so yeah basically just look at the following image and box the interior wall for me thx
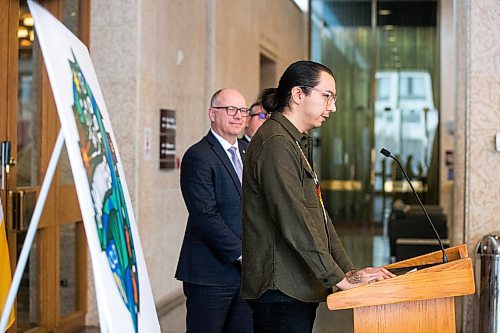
[215,0,308,102]
[453,0,500,331]
[88,0,308,326]
[462,0,500,248]
[439,0,462,329]
[87,0,141,325]
[439,1,455,237]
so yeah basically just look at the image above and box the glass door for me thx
[373,0,439,223]
[310,0,439,225]
[311,0,375,224]
[0,0,89,331]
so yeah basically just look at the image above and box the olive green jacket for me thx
[241,112,355,303]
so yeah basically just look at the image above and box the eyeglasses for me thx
[302,86,337,105]
[251,112,271,120]
[210,106,251,117]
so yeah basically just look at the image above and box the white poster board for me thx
[28,2,160,332]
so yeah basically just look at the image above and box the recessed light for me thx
[18,27,28,38]
[23,16,34,27]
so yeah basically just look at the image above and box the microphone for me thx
[380,148,448,263]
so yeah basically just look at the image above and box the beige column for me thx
[454,0,500,331]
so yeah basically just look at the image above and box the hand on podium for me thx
[336,267,396,290]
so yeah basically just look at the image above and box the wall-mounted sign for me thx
[445,150,454,167]
[159,109,176,170]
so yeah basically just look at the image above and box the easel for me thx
[1,2,161,331]
[0,130,109,333]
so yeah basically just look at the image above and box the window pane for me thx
[17,0,40,187]
[60,223,78,316]
[58,0,83,185]
[311,0,439,224]
[16,232,39,330]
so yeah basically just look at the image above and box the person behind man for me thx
[176,88,252,333]
[242,101,269,143]
[241,61,395,332]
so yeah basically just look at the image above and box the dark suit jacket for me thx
[175,130,248,286]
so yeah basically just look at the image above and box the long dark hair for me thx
[262,60,333,113]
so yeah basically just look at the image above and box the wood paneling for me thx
[0,0,90,331]
[327,245,475,333]
[354,298,455,333]
[329,257,474,310]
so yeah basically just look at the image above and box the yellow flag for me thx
[0,200,14,329]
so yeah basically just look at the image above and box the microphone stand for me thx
[380,148,448,263]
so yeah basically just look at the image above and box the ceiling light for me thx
[384,25,394,31]
[18,27,28,38]
[23,16,34,27]
[20,39,32,47]
[379,9,391,16]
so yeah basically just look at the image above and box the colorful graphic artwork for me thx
[69,52,139,332]
[27,2,160,331]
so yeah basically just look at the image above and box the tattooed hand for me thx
[345,270,363,284]
[336,267,396,290]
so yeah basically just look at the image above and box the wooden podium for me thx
[327,244,475,332]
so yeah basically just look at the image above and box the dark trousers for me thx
[183,282,253,333]
[248,299,318,333]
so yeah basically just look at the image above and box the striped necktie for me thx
[228,146,243,183]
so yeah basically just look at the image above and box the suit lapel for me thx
[238,140,246,163]
[206,131,242,197]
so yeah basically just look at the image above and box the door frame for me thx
[0,1,90,332]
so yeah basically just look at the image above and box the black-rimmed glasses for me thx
[210,106,251,117]
[302,86,337,105]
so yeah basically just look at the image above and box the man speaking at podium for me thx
[241,61,395,332]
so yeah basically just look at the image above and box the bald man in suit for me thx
[176,88,252,333]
